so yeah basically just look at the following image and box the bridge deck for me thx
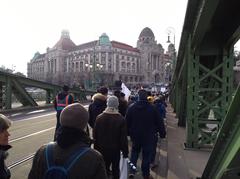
[167,104,211,179]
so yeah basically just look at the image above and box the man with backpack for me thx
[28,103,107,179]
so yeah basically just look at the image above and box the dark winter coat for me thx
[118,99,128,117]
[125,100,166,144]
[28,127,107,179]
[88,93,107,128]
[154,99,166,119]
[0,145,11,179]
[93,109,128,157]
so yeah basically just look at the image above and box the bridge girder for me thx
[172,0,240,178]
[172,0,240,147]
[0,71,94,110]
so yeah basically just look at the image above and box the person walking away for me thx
[113,90,128,117]
[150,97,166,169]
[0,114,12,179]
[125,89,166,179]
[93,96,128,179]
[53,85,74,140]
[127,95,136,107]
[88,86,108,129]
[28,103,107,179]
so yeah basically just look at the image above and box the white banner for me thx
[121,83,131,101]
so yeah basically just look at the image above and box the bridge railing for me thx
[0,71,94,110]
[201,84,240,179]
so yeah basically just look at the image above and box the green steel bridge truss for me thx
[171,0,240,178]
[0,71,94,110]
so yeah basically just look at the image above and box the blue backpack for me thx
[44,143,90,179]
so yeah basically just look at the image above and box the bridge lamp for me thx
[165,27,176,46]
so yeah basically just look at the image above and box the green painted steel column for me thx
[0,82,2,109]
[186,36,199,148]
[178,64,187,127]
[46,90,51,104]
[5,77,12,109]
[221,50,234,124]
[175,81,180,118]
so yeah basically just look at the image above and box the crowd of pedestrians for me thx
[0,84,168,179]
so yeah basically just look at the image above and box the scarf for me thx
[103,107,120,114]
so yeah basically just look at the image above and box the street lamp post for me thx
[85,63,93,89]
[166,27,176,81]
[85,62,103,90]
[166,27,175,46]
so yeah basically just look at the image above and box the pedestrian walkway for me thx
[166,104,211,179]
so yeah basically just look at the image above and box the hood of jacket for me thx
[56,127,91,149]
[91,93,107,107]
[134,100,150,109]
[92,93,107,102]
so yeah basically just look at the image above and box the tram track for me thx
[9,127,55,143]
[8,153,35,169]
[7,128,55,170]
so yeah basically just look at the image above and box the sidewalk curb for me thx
[0,104,53,114]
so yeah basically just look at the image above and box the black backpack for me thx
[44,143,90,179]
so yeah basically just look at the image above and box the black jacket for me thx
[88,93,107,128]
[126,100,166,144]
[0,145,11,179]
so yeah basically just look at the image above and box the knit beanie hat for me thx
[0,114,12,133]
[60,103,89,130]
[107,96,119,109]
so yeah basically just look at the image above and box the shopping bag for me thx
[119,155,128,179]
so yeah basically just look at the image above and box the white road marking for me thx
[9,127,55,143]
[27,109,46,114]
[12,104,88,122]
[10,113,23,117]
[14,112,56,122]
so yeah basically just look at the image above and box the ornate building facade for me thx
[27,27,175,88]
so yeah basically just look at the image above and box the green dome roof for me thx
[99,33,111,45]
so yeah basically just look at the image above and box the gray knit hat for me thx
[60,103,89,130]
[107,96,119,109]
[0,114,12,132]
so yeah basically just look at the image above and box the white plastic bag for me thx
[119,155,128,179]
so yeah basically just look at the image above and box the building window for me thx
[80,62,83,71]
[127,62,131,72]
[76,62,79,72]
[108,63,112,70]
[130,77,133,82]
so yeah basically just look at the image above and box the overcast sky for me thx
[0,0,239,75]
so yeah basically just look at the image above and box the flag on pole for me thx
[121,83,131,101]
